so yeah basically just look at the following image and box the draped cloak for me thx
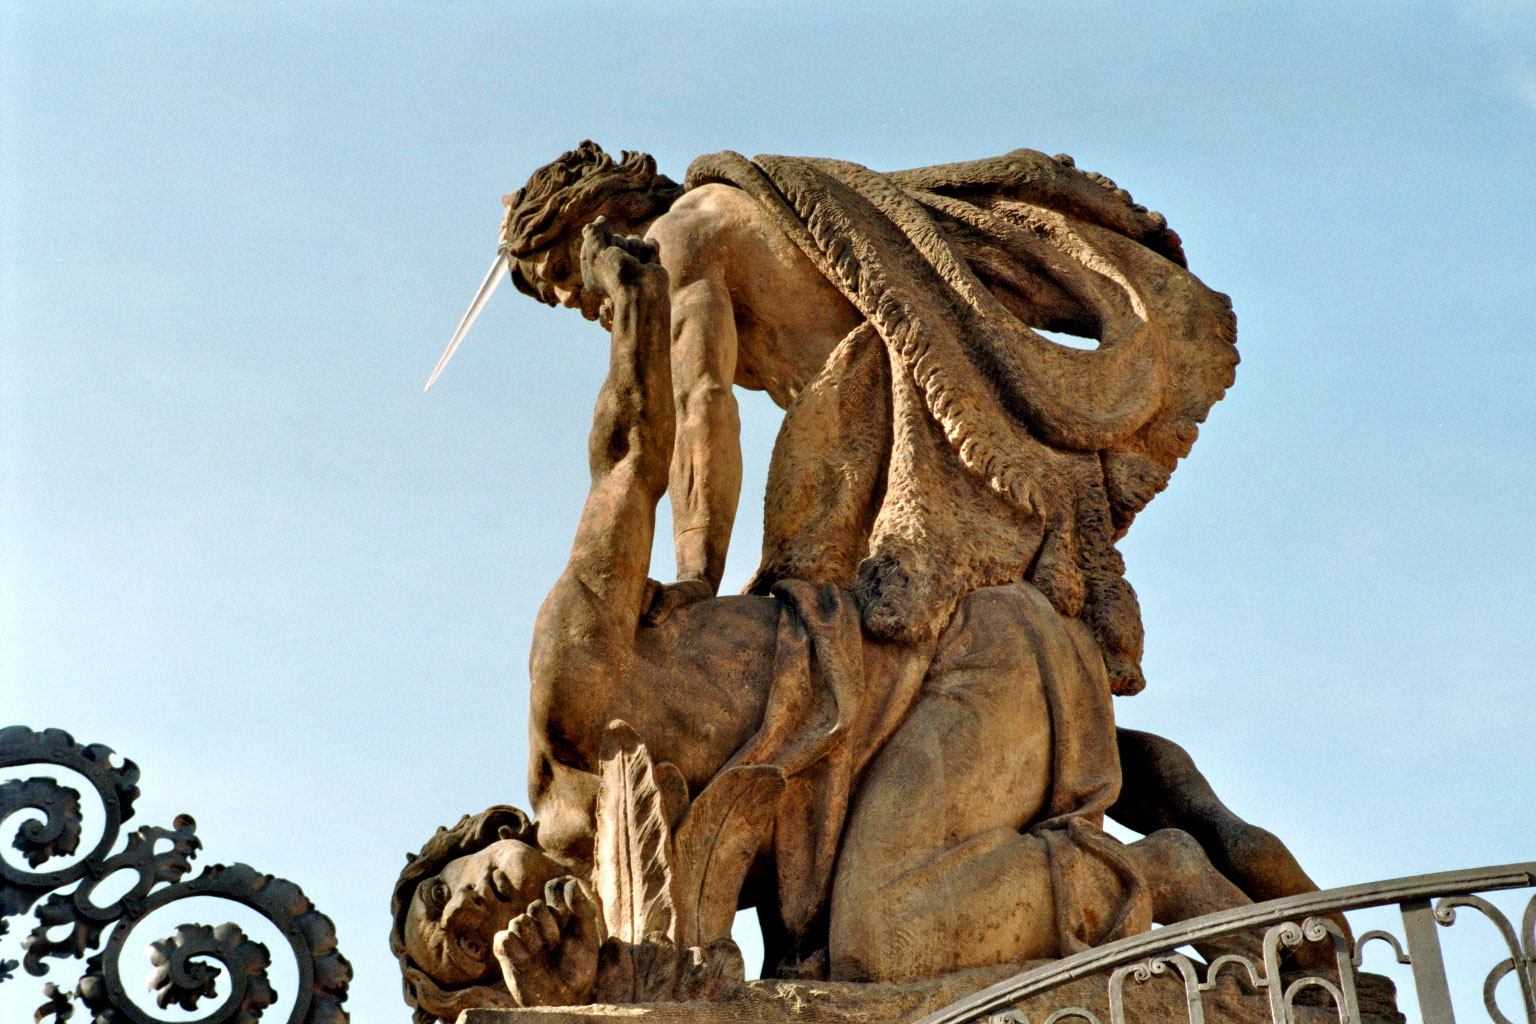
[736,579,1154,971]
[684,150,1238,696]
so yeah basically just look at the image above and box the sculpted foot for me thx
[1135,828,1266,964]
[494,876,602,1007]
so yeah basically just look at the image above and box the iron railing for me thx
[0,725,351,1024]
[915,862,1536,1024]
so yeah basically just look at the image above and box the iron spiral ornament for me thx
[0,726,351,1024]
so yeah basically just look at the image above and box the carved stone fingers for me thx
[494,875,601,1008]
[578,217,663,329]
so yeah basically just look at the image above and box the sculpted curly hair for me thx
[501,141,683,302]
[390,806,539,1024]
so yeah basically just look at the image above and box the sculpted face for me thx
[403,839,566,986]
[501,190,650,326]
[520,229,596,317]
[515,225,619,326]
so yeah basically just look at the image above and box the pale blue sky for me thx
[3,3,1533,1021]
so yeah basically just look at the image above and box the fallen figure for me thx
[391,223,1337,1022]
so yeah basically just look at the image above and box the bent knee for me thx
[1143,826,1208,865]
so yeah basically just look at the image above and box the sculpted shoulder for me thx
[644,183,767,285]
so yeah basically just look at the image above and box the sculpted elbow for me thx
[676,382,739,429]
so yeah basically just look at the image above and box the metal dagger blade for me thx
[425,252,508,391]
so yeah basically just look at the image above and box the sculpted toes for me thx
[543,876,573,920]
[509,912,546,953]
[528,899,562,946]
[495,924,532,966]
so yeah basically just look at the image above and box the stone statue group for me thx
[392,143,1337,1022]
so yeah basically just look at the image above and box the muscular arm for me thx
[667,273,741,592]
[647,199,744,595]
[644,184,855,599]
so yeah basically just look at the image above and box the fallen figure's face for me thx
[402,838,567,985]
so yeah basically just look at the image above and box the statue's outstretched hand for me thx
[494,876,601,1008]
[641,578,715,626]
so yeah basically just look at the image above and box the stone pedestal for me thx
[458,964,1404,1024]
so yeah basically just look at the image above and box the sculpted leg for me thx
[832,826,1059,982]
[832,826,1263,981]
[1114,729,1347,967]
[1111,729,1324,903]
[832,800,1264,981]
[1131,828,1263,963]
[828,588,1269,982]
[828,586,1058,981]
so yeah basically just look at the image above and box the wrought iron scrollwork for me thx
[1432,893,1536,1024]
[917,862,1536,1024]
[0,725,351,1024]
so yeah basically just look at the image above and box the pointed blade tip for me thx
[424,252,508,393]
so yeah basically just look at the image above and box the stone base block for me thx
[458,963,1403,1024]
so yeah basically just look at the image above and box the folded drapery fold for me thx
[687,149,1238,695]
